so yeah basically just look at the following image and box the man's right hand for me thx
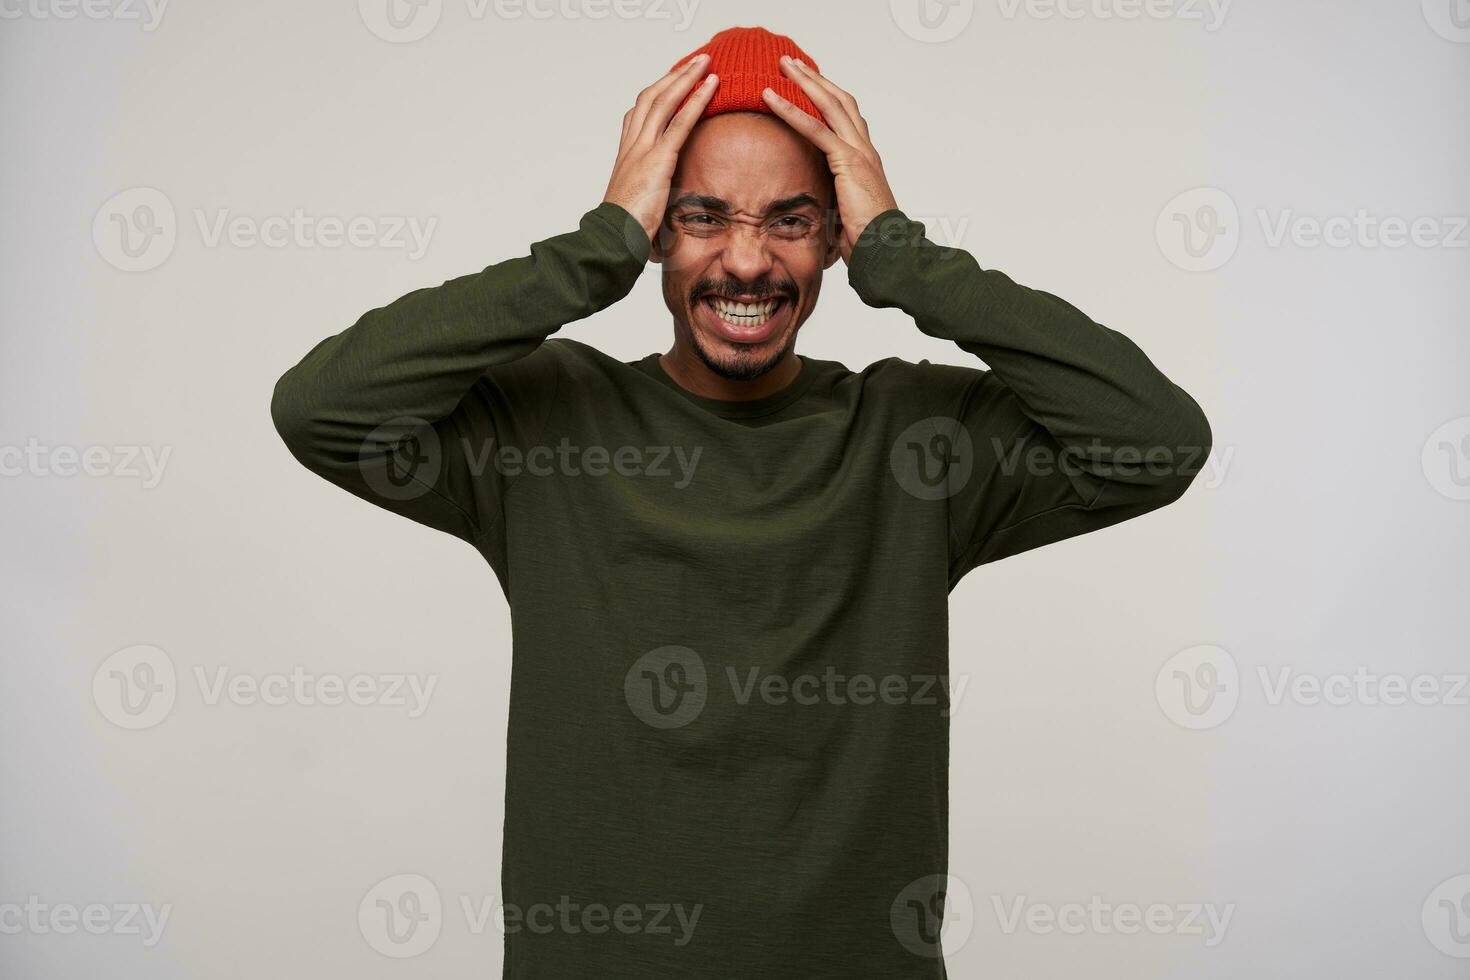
[603,53,720,247]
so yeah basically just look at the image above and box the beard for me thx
[681,273,800,381]
[687,321,796,381]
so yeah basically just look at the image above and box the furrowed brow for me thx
[668,193,823,215]
[763,193,821,214]
[669,193,733,213]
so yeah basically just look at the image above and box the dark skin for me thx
[604,53,899,401]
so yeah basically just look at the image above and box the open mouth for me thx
[698,294,791,345]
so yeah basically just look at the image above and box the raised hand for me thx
[603,54,721,247]
[761,56,899,264]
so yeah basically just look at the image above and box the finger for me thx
[626,55,705,140]
[761,86,848,157]
[630,54,709,143]
[660,72,719,149]
[778,57,866,147]
[788,58,871,142]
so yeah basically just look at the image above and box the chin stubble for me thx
[689,314,795,382]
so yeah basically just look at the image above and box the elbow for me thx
[270,366,319,462]
[1151,394,1213,505]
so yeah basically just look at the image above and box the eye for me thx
[679,213,719,226]
[770,214,815,237]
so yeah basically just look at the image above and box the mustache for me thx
[690,278,796,303]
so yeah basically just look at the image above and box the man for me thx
[271,25,1211,979]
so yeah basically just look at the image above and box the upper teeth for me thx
[712,298,778,320]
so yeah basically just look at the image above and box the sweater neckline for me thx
[632,352,820,420]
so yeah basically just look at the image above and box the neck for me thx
[659,337,802,402]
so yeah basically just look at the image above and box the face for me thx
[652,111,840,381]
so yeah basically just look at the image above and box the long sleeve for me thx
[847,208,1212,584]
[270,200,650,558]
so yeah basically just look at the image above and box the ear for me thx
[822,208,843,270]
[648,217,670,265]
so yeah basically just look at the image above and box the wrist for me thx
[588,199,654,265]
[846,207,918,286]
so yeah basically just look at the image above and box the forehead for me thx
[671,113,828,210]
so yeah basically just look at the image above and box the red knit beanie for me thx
[670,26,828,127]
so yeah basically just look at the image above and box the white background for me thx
[3,0,1468,976]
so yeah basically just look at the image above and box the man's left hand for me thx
[762,56,900,265]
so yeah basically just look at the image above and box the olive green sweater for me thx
[271,201,1210,978]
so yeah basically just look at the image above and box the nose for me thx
[717,223,776,286]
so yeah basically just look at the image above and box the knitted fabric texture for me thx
[670,26,827,126]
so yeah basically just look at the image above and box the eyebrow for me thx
[668,192,823,215]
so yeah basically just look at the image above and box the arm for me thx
[271,54,721,554]
[269,201,648,549]
[848,210,1213,581]
[762,58,1211,584]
